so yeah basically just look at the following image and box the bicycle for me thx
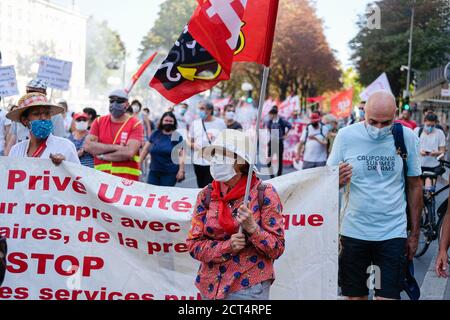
[415,158,450,259]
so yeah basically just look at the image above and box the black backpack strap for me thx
[418,127,424,138]
[202,184,213,210]
[392,123,411,230]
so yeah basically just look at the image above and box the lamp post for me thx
[405,0,416,98]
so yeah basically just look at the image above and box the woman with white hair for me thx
[187,129,285,300]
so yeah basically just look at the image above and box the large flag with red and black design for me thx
[150,0,280,104]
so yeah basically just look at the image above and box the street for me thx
[178,164,450,300]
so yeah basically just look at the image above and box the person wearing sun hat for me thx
[6,92,80,165]
[186,129,285,300]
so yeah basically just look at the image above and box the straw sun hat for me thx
[6,92,64,122]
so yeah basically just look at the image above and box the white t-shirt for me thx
[300,124,329,162]
[9,134,80,164]
[189,117,227,166]
[414,127,446,168]
[10,121,30,144]
[0,110,12,153]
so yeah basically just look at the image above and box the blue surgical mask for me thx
[180,109,187,116]
[325,124,333,131]
[30,120,53,139]
[110,102,127,118]
[425,125,434,134]
[366,124,392,140]
[359,110,365,118]
[199,111,207,120]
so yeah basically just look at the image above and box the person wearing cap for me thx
[68,113,94,168]
[6,93,80,165]
[188,100,227,188]
[84,89,144,181]
[187,129,285,300]
[264,106,292,178]
[297,112,329,170]
[327,90,423,300]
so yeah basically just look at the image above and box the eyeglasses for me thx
[29,110,52,118]
[109,97,127,104]
[75,119,88,122]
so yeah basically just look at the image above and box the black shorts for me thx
[339,236,407,299]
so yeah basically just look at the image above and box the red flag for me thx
[125,52,158,94]
[331,88,354,118]
[234,0,280,66]
[150,0,248,104]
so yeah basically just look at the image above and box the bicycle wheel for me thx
[437,201,450,264]
[416,205,432,258]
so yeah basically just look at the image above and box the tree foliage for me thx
[85,17,126,92]
[138,0,197,63]
[350,0,450,97]
[16,41,56,78]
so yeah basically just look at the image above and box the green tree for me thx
[16,41,56,78]
[341,67,363,105]
[138,0,196,63]
[85,17,126,92]
[350,0,450,97]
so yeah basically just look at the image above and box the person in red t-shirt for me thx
[84,89,144,181]
[395,109,417,130]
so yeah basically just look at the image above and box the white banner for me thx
[0,158,338,300]
[0,66,19,97]
[360,72,393,101]
[37,56,73,91]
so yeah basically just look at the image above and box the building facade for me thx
[0,0,87,104]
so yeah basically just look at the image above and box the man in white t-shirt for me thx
[0,105,12,156]
[189,100,226,188]
[298,112,329,169]
[414,113,446,190]
[7,93,80,165]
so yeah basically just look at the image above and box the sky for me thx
[53,0,373,70]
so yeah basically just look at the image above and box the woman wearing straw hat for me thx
[187,129,285,300]
[6,93,80,165]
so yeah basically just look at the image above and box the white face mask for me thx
[225,111,235,121]
[132,105,140,114]
[75,121,89,131]
[210,156,237,182]
[366,124,392,140]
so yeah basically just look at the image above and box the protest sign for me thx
[0,158,338,300]
[0,66,19,97]
[37,56,72,91]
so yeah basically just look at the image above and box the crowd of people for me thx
[0,79,449,301]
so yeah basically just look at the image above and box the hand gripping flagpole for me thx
[240,66,270,233]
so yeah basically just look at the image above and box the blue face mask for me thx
[366,124,392,140]
[199,111,207,120]
[359,110,365,118]
[110,102,127,118]
[30,120,53,139]
[424,125,434,134]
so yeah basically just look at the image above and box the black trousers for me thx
[267,140,284,178]
[194,165,214,188]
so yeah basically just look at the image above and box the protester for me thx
[129,100,152,139]
[174,103,189,132]
[57,99,73,137]
[6,93,80,165]
[396,109,417,130]
[328,90,423,300]
[421,108,444,132]
[224,104,243,130]
[322,114,339,154]
[436,209,449,278]
[297,112,329,170]
[265,106,292,178]
[0,99,12,156]
[84,89,144,181]
[358,101,366,122]
[140,112,185,187]
[189,100,227,188]
[83,107,98,130]
[187,129,285,300]
[68,113,95,168]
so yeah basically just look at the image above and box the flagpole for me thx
[243,66,270,216]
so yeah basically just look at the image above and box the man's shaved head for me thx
[365,91,397,128]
